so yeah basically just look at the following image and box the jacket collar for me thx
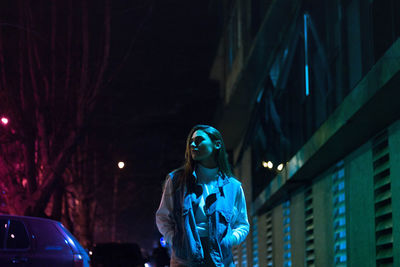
[192,169,230,187]
[180,168,231,197]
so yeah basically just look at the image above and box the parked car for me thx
[0,214,90,267]
[91,242,145,267]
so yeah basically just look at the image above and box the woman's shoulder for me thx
[167,167,184,180]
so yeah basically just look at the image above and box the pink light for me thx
[1,117,8,125]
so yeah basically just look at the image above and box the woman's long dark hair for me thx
[174,125,232,193]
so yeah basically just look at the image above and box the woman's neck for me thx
[199,157,217,169]
[196,164,219,182]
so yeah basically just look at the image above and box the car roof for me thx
[0,214,87,254]
[0,214,61,225]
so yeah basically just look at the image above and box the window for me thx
[344,0,362,90]
[371,0,400,63]
[5,220,30,250]
[227,7,239,70]
[0,219,7,249]
[250,0,272,38]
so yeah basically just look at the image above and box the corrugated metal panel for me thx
[266,211,273,266]
[372,131,394,266]
[252,216,259,267]
[304,187,314,267]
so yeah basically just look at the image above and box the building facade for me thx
[210,0,400,266]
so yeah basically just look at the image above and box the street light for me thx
[1,117,8,125]
[117,161,125,169]
[112,161,125,243]
[267,161,273,169]
[262,160,274,169]
[262,161,268,168]
[277,163,284,171]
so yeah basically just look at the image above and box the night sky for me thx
[103,0,220,250]
[0,0,220,253]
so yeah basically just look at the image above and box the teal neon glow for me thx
[304,14,310,96]
[305,65,310,96]
[283,200,292,267]
[332,162,347,266]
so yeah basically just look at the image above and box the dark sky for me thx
[0,0,220,252]
[103,0,220,250]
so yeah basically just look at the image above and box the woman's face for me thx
[190,130,217,165]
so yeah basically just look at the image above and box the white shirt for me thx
[194,164,219,237]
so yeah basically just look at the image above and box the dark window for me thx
[372,0,400,62]
[29,220,68,251]
[250,0,261,38]
[6,220,30,250]
[250,0,273,38]
[0,219,8,249]
[227,8,238,70]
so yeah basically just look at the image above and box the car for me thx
[90,242,145,267]
[0,214,90,267]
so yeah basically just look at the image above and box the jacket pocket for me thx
[220,209,232,223]
[217,209,232,241]
[220,223,233,261]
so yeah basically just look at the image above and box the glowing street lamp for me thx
[118,161,125,169]
[112,160,125,242]
[1,117,8,125]
[267,161,273,169]
[277,163,284,171]
[262,161,268,168]
[262,160,274,169]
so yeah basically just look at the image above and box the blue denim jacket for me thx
[164,170,249,267]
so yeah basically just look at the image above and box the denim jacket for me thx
[156,170,249,267]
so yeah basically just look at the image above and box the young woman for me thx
[156,125,249,267]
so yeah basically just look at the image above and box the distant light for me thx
[10,234,15,239]
[277,163,284,171]
[118,161,125,169]
[1,117,8,125]
[89,250,93,256]
[160,237,167,247]
[262,161,268,168]
[262,161,274,169]
[144,263,151,267]
[267,161,273,169]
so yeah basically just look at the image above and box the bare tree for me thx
[0,0,153,248]
[0,0,112,217]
